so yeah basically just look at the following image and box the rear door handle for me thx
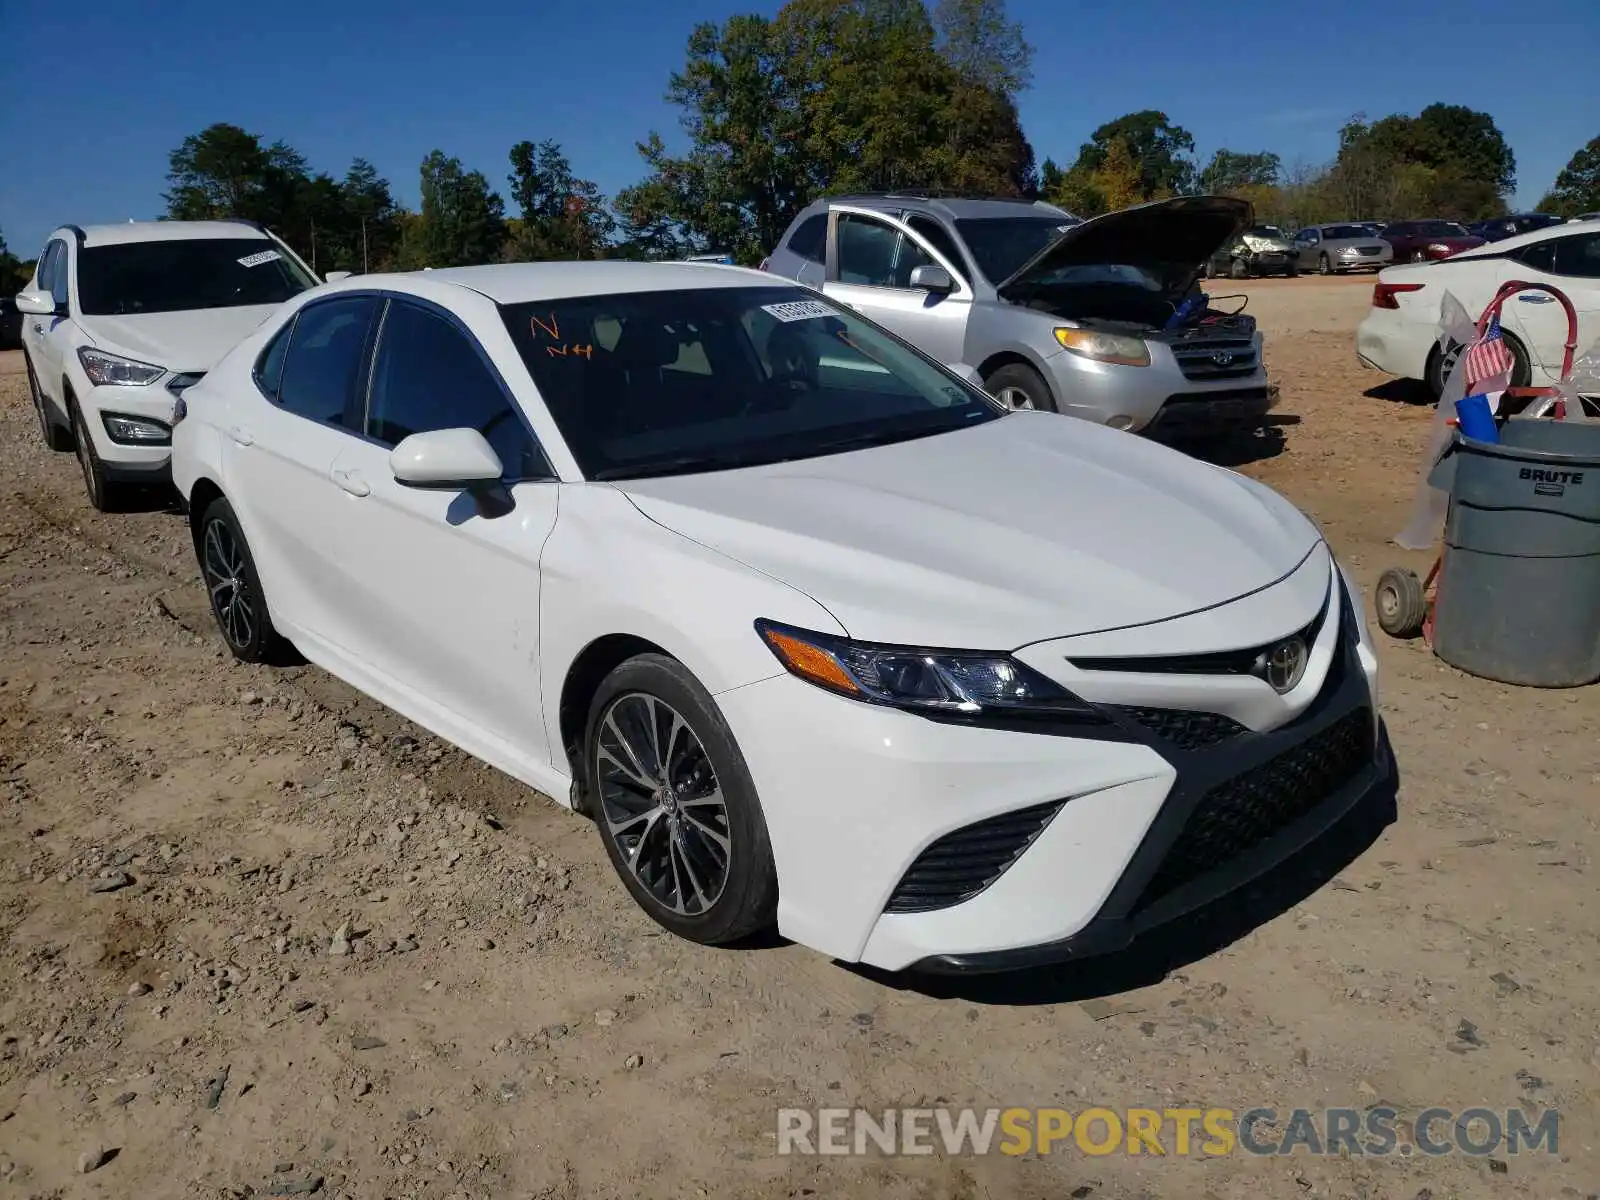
[228,425,254,446]
[331,467,370,498]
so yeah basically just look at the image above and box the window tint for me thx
[836,213,932,288]
[76,238,316,316]
[254,320,294,399]
[953,216,1078,281]
[501,286,1000,481]
[906,216,967,279]
[1515,240,1556,272]
[366,301,544,479]
[786,215,827,264]
[1551,233,1600,279]
[36,242,61,294]
[275,296,379,426]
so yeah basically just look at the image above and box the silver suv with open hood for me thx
[762,193,1274,436]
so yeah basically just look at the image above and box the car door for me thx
[1293,229,1319,270]
[24,241,69,402]
[319,296,560,763]
[1499,232,1600,382]
[823,205,971,367]
[223,293,383,645]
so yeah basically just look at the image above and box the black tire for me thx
[1204,259,1218,280]
[1285,261,1299,278]
[983,361,1058,413]
[1375,568,1427,639]
[25,355,73,452]
[584,654,778,946]
[1229,257,1250,280]
[1426,331,1532,398]
[69,397,122,513]
[195,496,287,664]
[1318,253,1333,276]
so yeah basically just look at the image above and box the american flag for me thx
[1462,314,1514,392]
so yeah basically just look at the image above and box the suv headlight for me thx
[78,347,165,387]
[1053,327,1150,368]
[756,620,1109,726]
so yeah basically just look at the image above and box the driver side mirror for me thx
[390,428,504,491]
[15,289,61,317]
[323,271,353,283]
[908,264,955,295]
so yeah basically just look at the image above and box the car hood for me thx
[997,195,1253,300]
[1241,234,1294,252]
[615,412,1322,650]
[79,305,283,372]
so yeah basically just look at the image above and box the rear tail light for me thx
[1372,282,1424,309]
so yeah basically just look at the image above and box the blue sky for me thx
[1,0,1595,256]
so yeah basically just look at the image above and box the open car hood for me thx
[996,195,1253,299]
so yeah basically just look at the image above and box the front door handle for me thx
[1516,293,1554,304]
[332,467,370,498]
[227,425,254,446]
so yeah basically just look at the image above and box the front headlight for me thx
[1427,243,1450,254]
[1053,327,1150,368]
[756,620,1108,725]
[78,347,165,387]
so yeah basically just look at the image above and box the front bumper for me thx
[718,564,1389,972]
[1333,256,1390,272]
[75,378,178,471]
[1041,336,1271,433]
[1144,383,1278,438]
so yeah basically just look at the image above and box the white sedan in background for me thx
[170,262,1391,973]
[1357,219,1600,395]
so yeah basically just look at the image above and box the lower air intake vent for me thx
[884,800,1064,914]
[1114,706,1248,751]
[1133,707,1374,913]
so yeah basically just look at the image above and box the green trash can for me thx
[1429,418,1600,687]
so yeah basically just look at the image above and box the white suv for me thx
[16,220,321,509]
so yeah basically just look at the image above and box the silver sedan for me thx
[1291,224,1395,274]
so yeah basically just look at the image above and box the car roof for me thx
[818,195,1074,222]
[373,260,793,305]
[1450,219,1591,260]
[59,220,273,248]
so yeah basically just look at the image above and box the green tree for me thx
[339,159,403,271]
[1090,138,1144,212]
[1072,111,1196,199]
[1334,105,1514,219]
[931,0,1032,96]
[616,0,1037,264]
[1539,135,1600,217]
[507,139,614,260]
[1197,149,1281,194]
[401,150,506,269]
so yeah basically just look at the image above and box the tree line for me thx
[6,0,1599,281]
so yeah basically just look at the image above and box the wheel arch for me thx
[558,633,677,815]
[187,477,227,552]
[974,348,1046,384]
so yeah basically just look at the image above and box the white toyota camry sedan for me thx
[170,261,1393,973]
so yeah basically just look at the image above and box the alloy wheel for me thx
[202,518,256,650]
[593,692,732,917]
[71,407,101,506]
[995,386,1035,411]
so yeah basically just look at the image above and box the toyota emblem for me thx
[1258,638,1308,694]
[1210,351,1235,367]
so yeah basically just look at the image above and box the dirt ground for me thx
[1,275,1597,1200]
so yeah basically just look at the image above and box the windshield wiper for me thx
[590,452,775,481]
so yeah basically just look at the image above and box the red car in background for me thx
[1380,219,1486,263]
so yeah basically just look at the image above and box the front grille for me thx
[1172,337,1259,381]
[1113,706,1248,751]
[884,800,1064,914]
[1355,245,1384,255]
[1132,707,1374,912]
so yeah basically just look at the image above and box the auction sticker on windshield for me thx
[762,299,836,322]
[237,250,283,268]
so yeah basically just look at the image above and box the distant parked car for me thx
[16,220,319,510]
[1291,224,1394,274]
[1379,220,1485,263]
[0,295,21,350]
[763,193,1274,436]
[1358,221,1600,397]
[1472,213,1566,242]
[1206,224,1298,278]
[1570,212,1600,223]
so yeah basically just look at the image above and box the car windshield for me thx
[952,216,1080,282]
[76,238,317,316]
[1321,225,1371,240]
[503,286,1004,481]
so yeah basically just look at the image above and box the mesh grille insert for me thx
[885,800,1064,915]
